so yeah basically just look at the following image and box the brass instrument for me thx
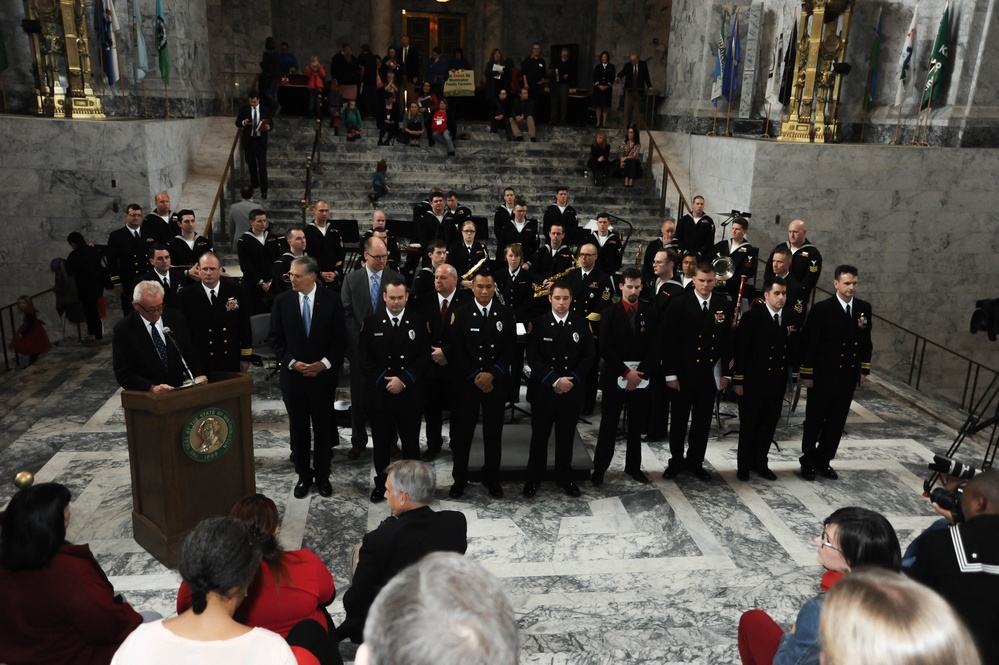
[462,247,490,281]
[533,256,582,298]
[712,256,735,281]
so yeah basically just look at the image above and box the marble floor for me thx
[0,334,987,664]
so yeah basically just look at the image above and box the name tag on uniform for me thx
[543,337,553,342]
[374,333,384,337]
[470,328,480,332]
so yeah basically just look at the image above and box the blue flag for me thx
[711,10,728,105]
[724,9,741,98]
[93,0,120,85]
[156,0,170,84]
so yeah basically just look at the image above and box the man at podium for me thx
[112,281,205,394]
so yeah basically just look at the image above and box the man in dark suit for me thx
[568,243,615,416]
[643,248,684,441]
[550,48,577,125]
[271,256,348,499]
[662,262,734,481]
[616,51,652,130]
[107,204,158,316]
[112,280,205,393]
[177,252,252,374]
[524,280,594,498]
[304,200,346,290]
[414,263,468,459]
[359,278,431,502]
[337,460,466,644]
[235,90,274,199]
[593,269,660,486]
[136,244,189,309]
[675,195,715,260]
[398,35,420,115]
[797,265,872,480]
[342,237,404,457]
[732,277,801,481]
[444,270,516,499]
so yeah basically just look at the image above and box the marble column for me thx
[371,0,391,56]
[739,2,764,119]
[481,0,503,75]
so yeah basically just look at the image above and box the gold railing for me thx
[204,128,242,243]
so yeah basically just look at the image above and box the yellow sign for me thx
[444,70,476,97]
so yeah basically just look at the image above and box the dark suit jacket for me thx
[732,305,802,391]
[177,279,252,373]
[599,300,660,389]
[136,268,189,309]
[341,267,404,349]
[445,299,516,387]
[414,290,469,379]
[526,311,594,389]
[619,59,652,91]
[235,103,274,146]
[270,286,346,375]
[662,293,734,388]
[675,214,715,259]
[106,226,158,292]
[340,506,466,641]
[799,296,872,382]
[112,309,202,391]
[358,310,432,407]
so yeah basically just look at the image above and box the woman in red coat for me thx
[0,483,142,665]
[177,493,339,665]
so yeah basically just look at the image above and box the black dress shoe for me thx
[580,408,594,417]
[559,481,582,497]
[801,466,816,481]
[448,482,466,499]
[485,481,504,498]
[819,466,839,480]
[626,469,651,484]
[347,445,365,460]
[370,486,386,502]
[756,468,778,481]
[421,448,439,461]
[294,479,312,499]
[590,470,605,487]
[522,481,538,498]
[692,467,713,481]
[317,479,333,497]
[736,469,750,482]
[662,465,680,479]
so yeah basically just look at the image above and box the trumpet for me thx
[533,255,582,298]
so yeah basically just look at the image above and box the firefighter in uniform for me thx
[567,242,615,415]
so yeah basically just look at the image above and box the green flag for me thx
[156,0,170,84]
[921,2,950,107]
[0,24,9,72]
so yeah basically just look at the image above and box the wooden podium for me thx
[121,372,256,568]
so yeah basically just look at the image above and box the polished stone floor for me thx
[0,333,984,664]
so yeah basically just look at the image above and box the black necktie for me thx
[774,313,780,326]
[392,317,399,328]
[559,319,564,327]
[702,301,709,317]
[846,304,852,318]
[481,307,487,318]
[210,289,217,306]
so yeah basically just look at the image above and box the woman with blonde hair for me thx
[819,568,981,665]
[587,130,611,186]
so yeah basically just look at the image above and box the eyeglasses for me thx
[367,254,388,260]
[579,252,597,257]
[136,302,165,314]
[820,531,843,554]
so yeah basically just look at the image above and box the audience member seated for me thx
[335,460,467,644]
[0,482,143,665]
[430,99,456,156]
[112,517,296,665]
[509,87,538,142]
[177,494,341,665]
[416,82,439,144]
[908,469,999,665]
[402,102,425,146]
[354,552,518,665]
[587,131,612,186]
[617,125,642,187]
[377,95,400,146]
[342,99,363,141]
[819,568,981,665]
[737,507,902,665]
[489,89,513,140]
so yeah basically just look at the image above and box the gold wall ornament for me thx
[22,0,104,117]
[779,0,854,143]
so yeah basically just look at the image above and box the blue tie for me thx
[150,325,169,370]
[302,295,312,336]
[370,272,380,311]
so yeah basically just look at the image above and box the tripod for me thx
[924,371,999,493]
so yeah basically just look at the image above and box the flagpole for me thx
[0,73,7,113]
[113,39,128,116]
[892,102,904,144]
[911,69,930,145]
[920,76,937,144]
[142,80,148,117]
[761,101,773,138]
[724,8,739,136]
[164,83,170,118]
[709,104,719,136]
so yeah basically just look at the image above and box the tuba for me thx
[712,256,735,281]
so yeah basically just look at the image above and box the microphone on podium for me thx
[162,326,197,388]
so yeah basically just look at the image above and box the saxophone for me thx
[533,255,582,298]
[461,244,490,281]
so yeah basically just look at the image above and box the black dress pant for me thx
[736,379,785,472]
[595,386,651,473]
[801,373,857,470]
[527,385,583,483]
[422,370,451,452]
[369,391,421,489]
[243,137,268,195]
[450,381,506,484]
[668,379,716,469]
[282,370,335,481]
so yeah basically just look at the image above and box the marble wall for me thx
[0,116,209,307]
[666,132,999,394]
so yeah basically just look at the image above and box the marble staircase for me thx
[249,117,669,252]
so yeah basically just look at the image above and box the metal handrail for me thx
[1,289,81,371]
[813,284,997,411]
[203,128,243,245]
[302,118,324,224]
[635,113,690,221]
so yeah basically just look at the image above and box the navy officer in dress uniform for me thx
[710,216,756,301]
[797,265,872,481]
[567,242,615,416]
[764,219,822,305]
[732,276,801,481]
[593,268,660,486]
[359,277,431,502]
[662,262,734,481]
[444,270,516,499]
[305,200,346,290]
[177,251,252,374]
[494,242,543,406]
[523,279,594,498]
[107,203,158,316]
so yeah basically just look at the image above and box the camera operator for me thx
[907,468,999,665]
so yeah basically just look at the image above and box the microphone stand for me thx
[162,326,197,388]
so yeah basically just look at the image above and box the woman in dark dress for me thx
[587,130,611,186]
[592,51,615,128]
[66,231,106,341]
[618,125,642,187]
[483,48,510,101]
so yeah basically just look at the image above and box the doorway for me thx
[402,12,466,62]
